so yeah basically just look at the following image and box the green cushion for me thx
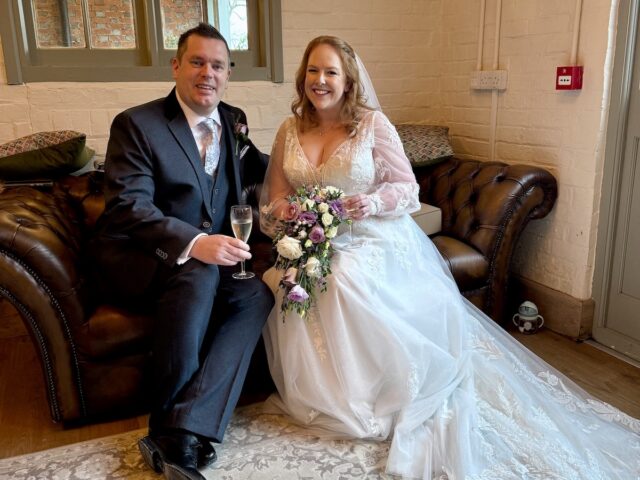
[0,130,92,180]
[395,124,454,167]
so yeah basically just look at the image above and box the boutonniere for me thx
[233,119,249,156]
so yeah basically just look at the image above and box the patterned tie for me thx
[199,118,220,175]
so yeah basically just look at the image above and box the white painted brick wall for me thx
[0,0,617,301]
[441,0,613,300]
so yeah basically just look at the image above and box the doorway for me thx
[593,0,640,362]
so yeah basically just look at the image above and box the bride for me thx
[258,35,640,479]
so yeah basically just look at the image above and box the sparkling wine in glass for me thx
[230,205,255,279]
[345,211,365,249]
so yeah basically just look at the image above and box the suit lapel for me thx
[164,91,213,215]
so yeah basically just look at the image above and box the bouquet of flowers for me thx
[273,185,348,318]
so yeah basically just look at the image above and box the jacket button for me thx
[212,208,216,214]
[202,221,211,228]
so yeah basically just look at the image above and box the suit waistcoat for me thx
[206,130,233,235]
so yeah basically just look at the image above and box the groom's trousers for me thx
[149,259,273,441]
[92,250,273,442]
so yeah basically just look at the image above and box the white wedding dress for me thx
[259,110,640,479]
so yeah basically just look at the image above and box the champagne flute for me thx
[230,205,255,279]
[345,209,365,249]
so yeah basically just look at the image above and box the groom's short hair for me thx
[176,23,231,62]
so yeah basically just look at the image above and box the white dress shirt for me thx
[175,92,222,265]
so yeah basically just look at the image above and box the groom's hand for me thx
[190,234,251,265]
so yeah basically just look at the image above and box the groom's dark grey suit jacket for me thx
[91,88,267,291]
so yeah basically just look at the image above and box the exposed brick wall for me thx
[161,0,203,48]
[89,0,136,48]
[33,0,85,47]
[32,0,203,49]
[0,0,618,300]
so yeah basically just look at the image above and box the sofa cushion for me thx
[76,305,153,359]
[0,130,93,181]
[431,235,489,292]
[394,124,453,167]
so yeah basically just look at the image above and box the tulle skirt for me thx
[262,214,640,479]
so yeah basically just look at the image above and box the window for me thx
[0,0,283,84]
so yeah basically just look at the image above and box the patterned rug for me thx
[0,403,393,479]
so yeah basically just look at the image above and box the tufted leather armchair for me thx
[414,157,557,322]
[0,157,557,423]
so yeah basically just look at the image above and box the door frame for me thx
[592,0,640,353]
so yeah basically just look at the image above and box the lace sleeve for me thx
[259,119,296,238]
[367,111,421,217]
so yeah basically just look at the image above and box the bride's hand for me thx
[344,194,372,220]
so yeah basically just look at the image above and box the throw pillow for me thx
[0,130,91,180]
[394,124,454,167]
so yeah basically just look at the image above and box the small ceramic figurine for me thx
[512,301,544,334]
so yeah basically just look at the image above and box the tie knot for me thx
[199,118,216,133]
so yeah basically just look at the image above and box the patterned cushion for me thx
[0,130,92,181]
[394,124,454,167]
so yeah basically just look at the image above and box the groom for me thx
[90,23,273,480]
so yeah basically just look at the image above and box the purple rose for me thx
[309,224,326,243]
[287,285,309,303]
[298,211,318,224]
[329,200,346,220]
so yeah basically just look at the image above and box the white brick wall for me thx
[439,0,613,300]
[0,0,617,301]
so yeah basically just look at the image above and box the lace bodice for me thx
[259,110,420,237]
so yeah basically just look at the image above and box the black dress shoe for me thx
[196,435,217,468]
[138,432,206,480]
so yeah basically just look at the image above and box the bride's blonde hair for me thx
[292,36,372,136]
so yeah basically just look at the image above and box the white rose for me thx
[318,202,329,213]
[298,230,307,239]
[304,256,322,278]
[325,186,341,197]
[325,226,338,239]
[304,199,315,211]
[321,212,334,226]
[276,236,303,260]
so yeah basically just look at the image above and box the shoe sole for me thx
[138,436,163,473]
[138,436,206,480]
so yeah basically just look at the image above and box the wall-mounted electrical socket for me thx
[470,70,508,90]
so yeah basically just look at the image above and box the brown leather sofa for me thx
[0,171,274,423]
[414,158,557,322]
[0,157,557,423]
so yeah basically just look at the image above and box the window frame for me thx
[0,0,283,84]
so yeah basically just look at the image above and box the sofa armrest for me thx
[415,157,558,320]
[0,186,91,420]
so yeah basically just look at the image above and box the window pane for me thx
[32,0,86,48]
[219,0,248,51]
[32,0,136,49]
[160,0,203,49]
[88,0,136,49]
